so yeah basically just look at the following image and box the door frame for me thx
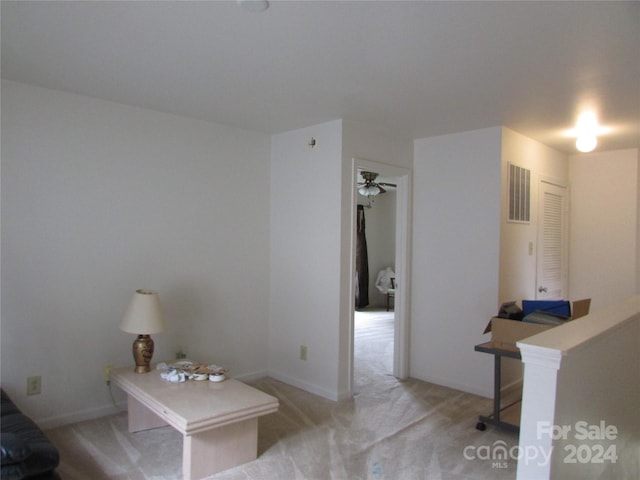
[347,157,411,395]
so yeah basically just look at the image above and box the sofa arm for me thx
[2,432,33,480]
[1,432,32,464]
[1,414,59,480]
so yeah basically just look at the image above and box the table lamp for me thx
[120,289,166,373]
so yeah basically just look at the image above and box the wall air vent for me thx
[507,162,530,223]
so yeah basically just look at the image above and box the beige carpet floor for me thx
[45,309,518,479]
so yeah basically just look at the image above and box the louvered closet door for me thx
[536,181,568,300]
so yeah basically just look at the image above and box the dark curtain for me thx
[355,205,369,309]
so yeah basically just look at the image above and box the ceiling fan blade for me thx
[378,182,397,188]
[377,185,387,194]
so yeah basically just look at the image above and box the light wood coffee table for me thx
[110,365,279,480]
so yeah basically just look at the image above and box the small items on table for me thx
[157,360,227,383]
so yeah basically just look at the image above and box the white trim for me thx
[539,174,568,189]
[267,370,339,401]
[517,343,563,370]
[415,372,492,399]
[501,378,524,399]
[392,172,412,380]
[36,399,126,430]
[37,369,272,429]
[233,369,270,383]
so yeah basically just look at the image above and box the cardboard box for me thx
[484,299,591,352]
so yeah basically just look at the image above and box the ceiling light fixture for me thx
[570,112,604,153]
[576,135,598,153]
[358,185,381,196]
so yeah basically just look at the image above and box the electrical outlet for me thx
[103,364,113,382]
[176,347,187,359]
[300,345,308,361]
[27,376,41,396]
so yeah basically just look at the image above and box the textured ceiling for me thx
[2,1,639,153]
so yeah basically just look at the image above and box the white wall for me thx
[1,82,413,421]
[342,120,413,172]
[552,309,639,479]
[340,120,413,395]
[499,140,639,313]
[568,149,638,310]
[498,129,570,389]
[1,80,271,427]
[269,120,344,400]
[412,127,502,397]
[500,127,569,303]
[6,79,635,430]
[268,119,413,401]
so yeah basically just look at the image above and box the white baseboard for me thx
[233,369,269,383]
[38,400,127,430]
[265,369,339,401]
[38,369,338,429]
[500,378,523,398]
[411,373,494,399]
[412,369,524,401]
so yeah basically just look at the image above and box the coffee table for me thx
[110,365,279,480]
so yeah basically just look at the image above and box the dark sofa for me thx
[1,389,60,480]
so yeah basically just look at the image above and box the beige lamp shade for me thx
[120,289,166,334]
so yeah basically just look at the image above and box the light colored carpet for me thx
[45,310,518,479]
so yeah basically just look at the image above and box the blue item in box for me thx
[522,300,571,318]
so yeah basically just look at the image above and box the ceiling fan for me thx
[358,171,397,196]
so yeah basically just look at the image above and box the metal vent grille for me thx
[507,163,530,223]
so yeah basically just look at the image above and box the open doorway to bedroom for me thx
[354,170,398,388]
[348,158,411,397]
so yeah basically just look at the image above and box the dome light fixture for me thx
[571,112,601,153]
[576,135,598,153]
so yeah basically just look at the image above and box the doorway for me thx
[536,179,569,299]
[354,171,397,386]
[347,158,411,397]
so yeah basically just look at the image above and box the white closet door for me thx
[536,181,568,300]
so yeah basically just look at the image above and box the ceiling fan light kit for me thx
[357,171,396,197]
[358,185,382,196]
